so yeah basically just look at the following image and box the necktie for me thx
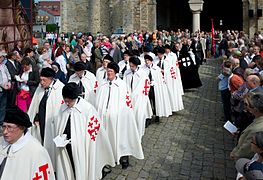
[0,146,11,178]
[103,71,106,79]
[148,70,152,82]
[38,88,49,142]
[106,82,112,109]
[78,80,85,98]
[121,62,127,75]
[157,60,161,68]
[131,74,134,91]
[44,88,50,97]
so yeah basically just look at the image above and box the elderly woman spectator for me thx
[41,52,52,68]
[230,93,263,160]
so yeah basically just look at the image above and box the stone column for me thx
[148,0,157,32]
[140,0,148,31]
[100,0,111,35]
[242,0,249,35]
[122,0,134,33]
[188,0,203,33]
[192,11,200,32]
[88,0,101,34]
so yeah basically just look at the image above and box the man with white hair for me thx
[231,58,244,80]
[246,74,263,93]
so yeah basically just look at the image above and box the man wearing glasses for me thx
[0,106,55,179]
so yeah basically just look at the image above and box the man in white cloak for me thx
[95,61,144,169]
[140,46,156,62]
[68,61,97,105]
[123,56,153,138]
[164,44,184,96]
[27,67,64,167]
[96,54,113,82]
[54,83,115,180]
[155,47,184,112]
[118,50,132,79]
[142,54,172,124]
[0,106,55,180]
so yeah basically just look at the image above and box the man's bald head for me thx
[246,74,261,89]
[231,58,240,68]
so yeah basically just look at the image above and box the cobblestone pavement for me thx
[104,59,236,180]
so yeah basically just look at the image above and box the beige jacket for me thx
[231,116,263,159]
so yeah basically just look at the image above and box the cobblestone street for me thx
[104,59,237,180]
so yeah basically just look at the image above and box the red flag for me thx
[211,19,216,56]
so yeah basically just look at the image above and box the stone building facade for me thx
[61,0,156,35]
[243,0,263,37]
[61,0,263,37]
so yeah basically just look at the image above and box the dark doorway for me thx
[201,0,243,31]
[156,0,192,31]
[156,0,243,32]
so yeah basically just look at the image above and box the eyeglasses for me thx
[1,125,19,132]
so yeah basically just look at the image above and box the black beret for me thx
[143,46,150,52]
[107,62,119,74]
[157,47,165,54]
[40,67,55,78]
[131,49,140,56]
[144,54,153,61]
[51,62,61,69]
[62,82,80,99]
[123,50,133,56]
[103,54,114,62]
[4,106,32,128]
[74,61,87,71]
[164,44,171,50]
[129,56,141,66]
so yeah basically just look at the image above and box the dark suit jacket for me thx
[5,60,21,81]
[109,47,122,63]
[27,70,40,97]
[233,67,244,80]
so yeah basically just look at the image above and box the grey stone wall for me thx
[61,0,157,34]
[61,0,89,33]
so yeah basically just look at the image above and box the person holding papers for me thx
[230,93,263,160]
[54,83,115,180]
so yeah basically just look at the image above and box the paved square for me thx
[104,59,236,180]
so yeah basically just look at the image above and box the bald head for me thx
[231,58,240,68]
[246,74,261,89]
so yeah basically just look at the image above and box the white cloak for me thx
[95,77,144,163]
[28,79,64,167]
[68,70,97,105]
[118,60,130,78]
[154,55,184,112]
[96,67,107,83]
[54,98,115,180]
[123,68,153,138]
[140,52,156,61]
[142,64,172,117]
[0,132,55,180]
[166,52,184,96]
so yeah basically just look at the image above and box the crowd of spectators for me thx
[1,28,263,179]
